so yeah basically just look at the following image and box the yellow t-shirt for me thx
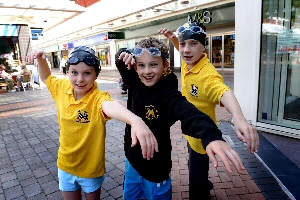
[181,54,231,154]
[46,75,113,178]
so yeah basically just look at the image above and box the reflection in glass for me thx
[258,0,300,129]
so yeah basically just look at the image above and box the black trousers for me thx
[62,67,66,74]
[188,142,213,200]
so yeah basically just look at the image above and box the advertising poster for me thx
[277,30,300,54]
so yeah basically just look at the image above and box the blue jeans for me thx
[124,159,172,200]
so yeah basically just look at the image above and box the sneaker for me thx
[8,89,16,92]
[121,91,127,95]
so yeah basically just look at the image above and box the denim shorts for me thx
[124,159,172,200]
[58,168,105,193]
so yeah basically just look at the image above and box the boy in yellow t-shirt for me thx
[158,15,259,199]
[27,46,158,200]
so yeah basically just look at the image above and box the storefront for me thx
[68,33,112,67]
[236,0,300,138]
[114,2,235,71]
[44,45,60,69]
[0,25,21,71]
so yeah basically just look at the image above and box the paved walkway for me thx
[0,67,298,199]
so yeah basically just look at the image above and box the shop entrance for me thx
[209,33,235,69]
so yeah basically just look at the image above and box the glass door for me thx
[210,33,235,69]
[211,35,222,68]
[224,34,235,68]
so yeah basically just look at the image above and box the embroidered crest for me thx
[190,84,198,97]
[145,105,159,120]
[76,110,90,123]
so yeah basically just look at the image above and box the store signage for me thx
[31,28,44,40]
[107,32,125,39]
[0,25,18,36]
[70,33,111,48]
[193,11,212,24]
[277,29,300,54]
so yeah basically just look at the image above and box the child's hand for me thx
[118,52,135,70]
[158,28,177,39]
[26,50,46,63]
[130,118,159,160]
[233,117,259,154]
[206,140,245,174]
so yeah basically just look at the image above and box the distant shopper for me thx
[0,64,15,92]
[60,57,67,74]
[16,62,32,91]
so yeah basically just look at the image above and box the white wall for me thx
[235,0,262,125]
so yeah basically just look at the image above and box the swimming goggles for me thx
[132,47,169,59]
[71,46,96,55]
[68,56,100,67]
[176,25,206,35]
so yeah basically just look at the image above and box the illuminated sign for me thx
[31,28,44,40]
[107,32,125,39]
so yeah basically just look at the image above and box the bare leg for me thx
[85,187,101,200]
[62,189,82,200]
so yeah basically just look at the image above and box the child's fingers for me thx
[217,151,233,173]
[131,132,138,148]
[226,149,245,173]
[206,148,218,168]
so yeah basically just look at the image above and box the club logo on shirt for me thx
[190,84,198,97]
[145,105,159,120]
[76,110,90,123]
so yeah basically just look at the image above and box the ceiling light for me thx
[136,13,142,20]
[180,0,190,7]
[108,22,114,27]
[121,18,126,24]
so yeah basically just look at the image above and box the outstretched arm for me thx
[102,100,158,160]
[221,90,260,153]
[168,91,245,174]
[158,28,179,51]
[26,50,51,84]
[206,140,245,174]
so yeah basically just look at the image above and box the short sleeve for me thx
[94,90,114,121]
[204,69,231,105]
[46,75,64,101]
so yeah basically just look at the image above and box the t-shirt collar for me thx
[184,53,208,74]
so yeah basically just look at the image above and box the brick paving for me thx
[0,67,293,199]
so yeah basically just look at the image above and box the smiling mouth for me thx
[184,56,193,59]
[76,84,87,87]
[143,76,154,81]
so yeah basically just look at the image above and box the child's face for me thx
[68,62,97,99]
[179,39,205,67]
[135,51,168,87]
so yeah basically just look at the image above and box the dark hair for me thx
[68,46,101,76]
[177,14,207,46]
